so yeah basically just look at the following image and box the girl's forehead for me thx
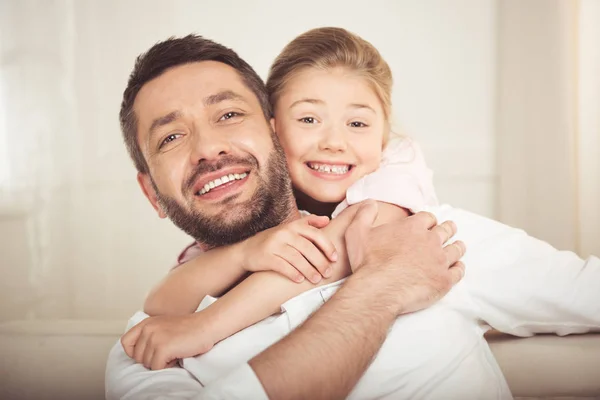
[279,68,382,106]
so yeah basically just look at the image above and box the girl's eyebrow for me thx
[289,98,324,109]
[289,98,376,114]
[348,103,376,113]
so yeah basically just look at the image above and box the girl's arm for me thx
[199,201,407,345]
[144,214,338,316]
[144,242,248,316]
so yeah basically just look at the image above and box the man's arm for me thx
[144,214,336,317]
[123,203,406,370]
[107,204,465,399]
[450,208,600,336]
[251,203,466,399]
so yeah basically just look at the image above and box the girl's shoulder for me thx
[381,137,424,166]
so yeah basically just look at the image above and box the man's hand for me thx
[345,200,465,315]
[121,313,215,370]
[239,214,338,284]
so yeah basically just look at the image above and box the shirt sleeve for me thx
[105,312,269,400]
[172,242,204,270]
[445,207,600,337]
[332,138,438,218]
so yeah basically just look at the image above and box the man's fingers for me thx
[411,211,438,229]
[444,240,466,266]
[448,261,466,285]
[345,200,378,269]
[431,220,457,245]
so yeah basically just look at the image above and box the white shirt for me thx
[105,204,600,400]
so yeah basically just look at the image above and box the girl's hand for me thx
[239,214,338,284]
[121,313,216,370]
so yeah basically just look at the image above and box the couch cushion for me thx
[486,331,600,398]
[0,320,599,399]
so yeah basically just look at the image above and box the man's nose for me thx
[318,124,347,153]
[189,128,232,163]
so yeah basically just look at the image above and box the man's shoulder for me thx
[423,204,501,226]
[422,204,526,247]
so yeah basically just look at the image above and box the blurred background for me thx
[0,0,598,325]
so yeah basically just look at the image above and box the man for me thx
[105,35,465,399]
[106,35,600,400]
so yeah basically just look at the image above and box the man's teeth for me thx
[198,172,248,195]
[307,163,350,174]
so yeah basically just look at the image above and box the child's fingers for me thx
[143,343,155,370]
[291,236,332,278]
[151,348,170,371]
[303,214,330,229]
[133,330,150,364]
[298,224,338,262]
[121,321,144,358]
[279,246,322,284]
[270,256,305,283]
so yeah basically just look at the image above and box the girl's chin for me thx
[303,190,347,204]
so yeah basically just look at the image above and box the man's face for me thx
[134,61,293,247]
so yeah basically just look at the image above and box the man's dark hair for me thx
[120,34,273,173]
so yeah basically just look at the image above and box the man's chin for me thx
[201,202,255,226]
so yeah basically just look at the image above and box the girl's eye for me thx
[299,117,318,124]
[160,134,181,148]
[349,121,367,128]
[220,111,242,121]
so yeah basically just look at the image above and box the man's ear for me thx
[137,172,167,219]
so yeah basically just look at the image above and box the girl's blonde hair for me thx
[266,27,394,144]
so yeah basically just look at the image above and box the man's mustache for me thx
[183,155,258,194]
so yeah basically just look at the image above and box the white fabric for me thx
[332,138,439,218]
[105,204,600,399]
[105,311,268,400]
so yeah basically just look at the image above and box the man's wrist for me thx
[343,267,404,319]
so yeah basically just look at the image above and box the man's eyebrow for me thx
[148,111,181,140]
[203,90,246,106]
[289,98,324,109]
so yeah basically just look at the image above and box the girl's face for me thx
[273,67,386,205]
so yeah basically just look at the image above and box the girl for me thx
[124,27,439,368]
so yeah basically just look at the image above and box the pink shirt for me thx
[175,138,438,265]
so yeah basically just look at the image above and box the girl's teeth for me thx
[308,163,349,175]
[198,172,248,196]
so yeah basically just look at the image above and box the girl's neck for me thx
[294,188,339,217]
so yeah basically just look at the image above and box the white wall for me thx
[0,0,497,321]
[496,0,600,257]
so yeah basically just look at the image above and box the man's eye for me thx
[160,134,180,148]
[299,117,318,124]
[219,111,242,121]
[349,121,367,128]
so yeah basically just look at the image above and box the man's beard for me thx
[152,139,294,249]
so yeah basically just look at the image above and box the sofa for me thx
[0,320,599,400]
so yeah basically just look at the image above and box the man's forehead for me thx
[134,61,251,117]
